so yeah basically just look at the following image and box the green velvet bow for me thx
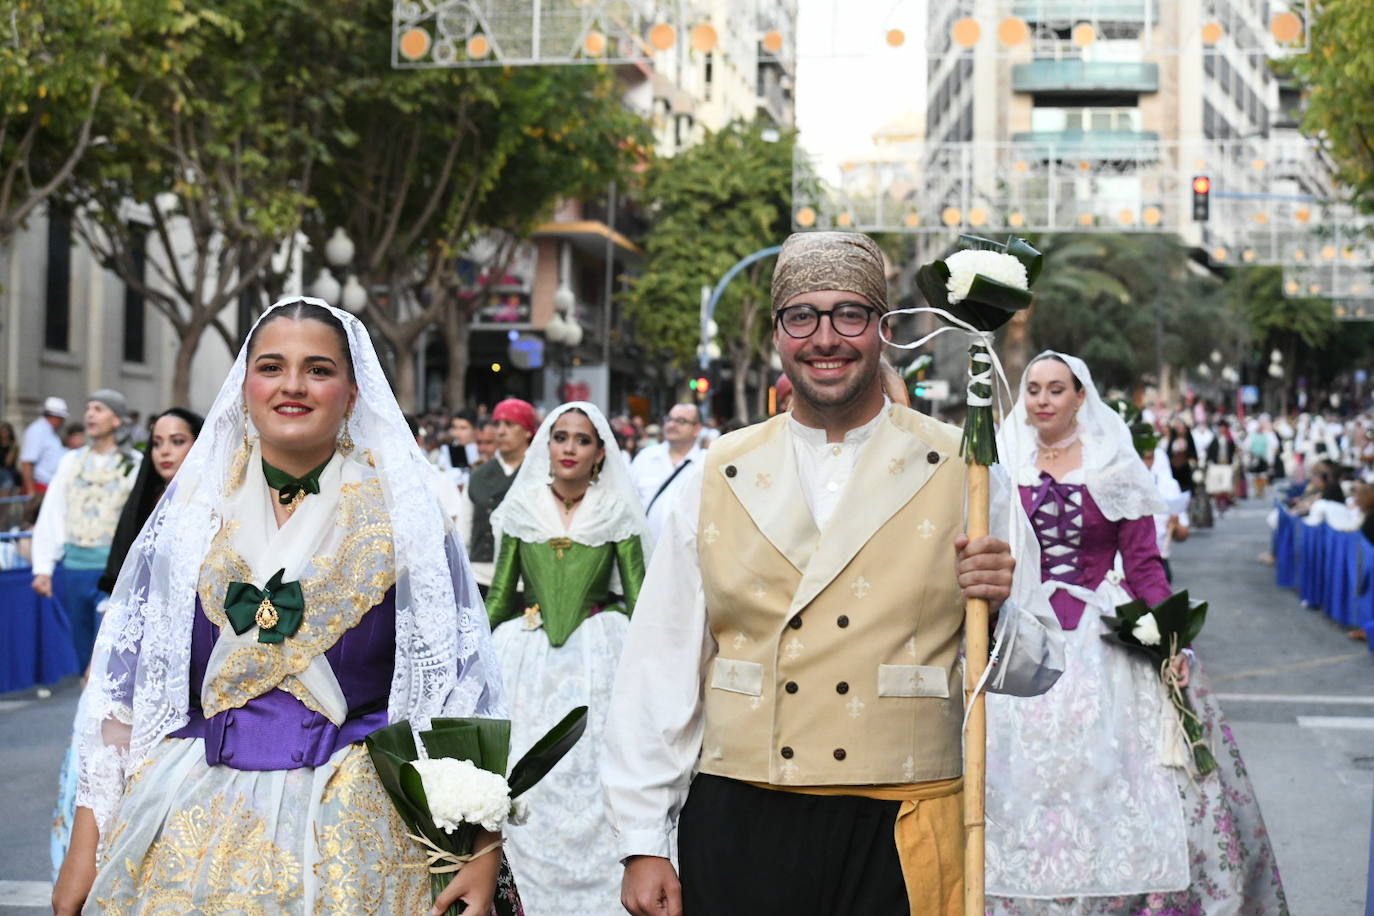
[261,457,329,506]
[224,568,305,644]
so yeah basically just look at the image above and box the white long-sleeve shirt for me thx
[602,411,1064,860]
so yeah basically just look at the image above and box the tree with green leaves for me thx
[0,0,153,245]
[1020,233,1230,393]
[308,4,647,410]
[1288,0,1374,209]
[63,0,354,405]
[626,121,801,422]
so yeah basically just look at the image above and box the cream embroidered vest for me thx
[697,406,967,786]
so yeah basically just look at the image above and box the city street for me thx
[1,495,1371,914]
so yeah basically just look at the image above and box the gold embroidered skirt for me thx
[87,737,430,915]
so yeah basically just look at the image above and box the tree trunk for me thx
[443,304,471,410]
[392,342,418,414]
[171,321,205,408]
[1001,307,1033,397]
[731,345,750,423]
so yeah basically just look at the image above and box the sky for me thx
[793,0,928,178]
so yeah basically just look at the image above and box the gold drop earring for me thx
[338,411,355,455]
[226,402,253,495]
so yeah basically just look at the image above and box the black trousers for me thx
[678,774,908,915]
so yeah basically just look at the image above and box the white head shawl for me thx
[1003,349,1165,521]
[75,297,505,835]
[490,401,649,552]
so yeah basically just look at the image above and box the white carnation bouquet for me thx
[366,708,587,915]
[1101,591,1215,775]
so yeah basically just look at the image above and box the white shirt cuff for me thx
[617,827,674,862]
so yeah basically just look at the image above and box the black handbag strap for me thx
[647,457,693,513]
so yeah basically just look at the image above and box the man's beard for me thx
[787,357,880,414]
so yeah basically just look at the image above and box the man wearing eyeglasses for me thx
[630,403,703,541]
[605,231,1063,916]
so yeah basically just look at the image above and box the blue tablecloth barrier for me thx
[0,565,81,692]
[1272,504,1374,645]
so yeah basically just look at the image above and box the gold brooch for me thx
[549,536,573,560]
[256,597,279,630]
[522,604,543,630]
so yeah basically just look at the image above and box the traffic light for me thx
[689,377,711,395]
[912,381,931,399]
[1191,175,1210,221]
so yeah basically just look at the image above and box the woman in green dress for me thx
[487,401,648,915]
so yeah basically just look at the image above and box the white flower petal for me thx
[944,250,1029,304]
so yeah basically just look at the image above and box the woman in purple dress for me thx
[52,299,514,915]
[985,350,1288,915]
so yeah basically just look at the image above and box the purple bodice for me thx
[169,588,396,770]
[1020,472,1171,630]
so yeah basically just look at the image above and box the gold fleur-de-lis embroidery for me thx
[755,472,773,489]
[780,760,800,781]
[903,755,916,781]
[749,695,763,710]
[751,577,767,599]
[851,576,871,599]
[889,458,905,476]
[709,745,724,760]
[846,695,865,719]
[702,522,721,545]
[917,518,936,539]
[905,636,918,658]
[784,636,804,660]
[724,662,740,687]
[732,632,748,650]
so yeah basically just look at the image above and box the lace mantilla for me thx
[76,298,505,839]
[1004,350,1164,522]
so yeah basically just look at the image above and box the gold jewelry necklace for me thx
[550,485,585,511]
[1037,430,1081,461]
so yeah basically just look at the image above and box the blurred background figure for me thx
[630,402,702,542]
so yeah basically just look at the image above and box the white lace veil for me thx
[489,401,649,550]
[1004,349,1164,521]
[75,296,505,836]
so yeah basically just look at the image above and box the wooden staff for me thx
[963,461,990,916]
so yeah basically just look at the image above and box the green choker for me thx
[262,456,331,513]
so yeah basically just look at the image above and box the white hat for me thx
[42,396,69,419]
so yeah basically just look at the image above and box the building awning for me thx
[532,220,643,265]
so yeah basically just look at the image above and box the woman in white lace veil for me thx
[486,401,649,915]
[54,297,512,915]
[985,349,1288,914]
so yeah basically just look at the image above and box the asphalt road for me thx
[1,495,1370,914]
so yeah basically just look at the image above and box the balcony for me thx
[1013,60,1159,95]
[1011,0,1157,23]
[1010,129,1161,160]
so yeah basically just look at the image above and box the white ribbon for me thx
[879,306,1029,730]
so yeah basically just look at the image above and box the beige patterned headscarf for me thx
[770,231,890,313]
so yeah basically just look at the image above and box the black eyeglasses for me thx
[774,303,879,339]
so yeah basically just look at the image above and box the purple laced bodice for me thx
[1020,471,1172,630]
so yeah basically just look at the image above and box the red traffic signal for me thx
[1191,175,1210,221]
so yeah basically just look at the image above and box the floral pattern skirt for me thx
[86,736,523,915]
[986,600,1288,915]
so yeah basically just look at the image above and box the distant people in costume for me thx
[30,390,140,669]
[487,401,648,915]
[50,407,204,878]
[985,350,1288,915]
